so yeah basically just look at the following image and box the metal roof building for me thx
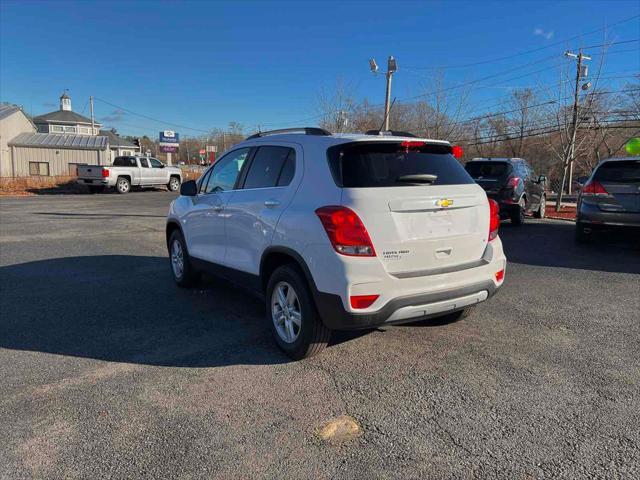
[9,132,109,149]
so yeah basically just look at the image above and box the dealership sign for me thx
[159,130,180,153]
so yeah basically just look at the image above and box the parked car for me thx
[166,128,506,359]
[77,156,182,194]
[464,157,547,225]
[575,157,640,243]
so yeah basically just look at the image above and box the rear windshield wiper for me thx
[396,174,438,184]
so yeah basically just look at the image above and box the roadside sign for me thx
[199,149,206,155]
[159,130,179,153]
[206,145,217,153]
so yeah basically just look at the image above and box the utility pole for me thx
[556,50,591,211]
[90,96,95,135]
[369,56,397,131]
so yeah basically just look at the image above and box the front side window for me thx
[149,158,164,168]
[243,146,294,189]
[203,148,250,193]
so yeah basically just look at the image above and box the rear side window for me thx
[243,146,295,189]
[593,160,640,183]
[465,161,511,178]
[113,157,137,167]
[327,142,474,187]
[139,158,150,168]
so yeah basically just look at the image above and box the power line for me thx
[94,97,212,133]
[402,15,640,70]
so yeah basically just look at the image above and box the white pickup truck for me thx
[77,156,182,194]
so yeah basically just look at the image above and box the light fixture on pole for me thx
[369,55,397,131]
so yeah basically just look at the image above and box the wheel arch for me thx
[260,247,317,295]
[166,220,183,249]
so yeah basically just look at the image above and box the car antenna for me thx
[378,97,396,133]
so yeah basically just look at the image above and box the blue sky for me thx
[1,0,638,138]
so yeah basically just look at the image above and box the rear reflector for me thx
[350,294,379,309]
[315,206,376,256]
[488,198,500,241]
[581,180,609,196]
[102,168,109,178]
[495,269,505,282]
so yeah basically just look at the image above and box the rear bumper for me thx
[77,179,109,186]
[578,202,640,227]
[315,280,500,330]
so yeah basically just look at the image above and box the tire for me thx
[116,176,131,194]
[511,196,526,225]
[168,176,181,192]
[168,230,199,287]
[534,194,546,218]
[575,221,593,244]
[266,264,331,360]
[88,185,105,194]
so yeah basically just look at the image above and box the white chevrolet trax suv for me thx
[166,128,506,359]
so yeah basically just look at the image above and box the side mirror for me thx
[180,180,197,196]
[160,164,165,168]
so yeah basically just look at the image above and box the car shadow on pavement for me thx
[499,221,640,274]
[0,255,311,367]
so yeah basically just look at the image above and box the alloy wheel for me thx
[171,239,184,279]
[271,281,301,344]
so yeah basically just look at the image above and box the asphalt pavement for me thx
[1,191,639,479]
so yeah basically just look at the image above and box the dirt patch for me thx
[15,420,75,478]
[0,176,85,196]
[317,415,362,444]
[546,205,576,221]
[32,362,141,397]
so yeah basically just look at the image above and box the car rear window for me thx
[113,157,137,167]
[327,142,474,188]
[464,161,511,178]
[593,160,640,183]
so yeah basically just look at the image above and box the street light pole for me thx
[370,56,397,131]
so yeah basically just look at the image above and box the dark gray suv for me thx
[465,158,547,225]
[576,157,640,242]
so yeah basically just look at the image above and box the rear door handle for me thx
[264,199,280,207]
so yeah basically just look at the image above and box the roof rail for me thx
[245,127,332,140]
[365,130,417,138]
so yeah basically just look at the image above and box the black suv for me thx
[464,158,547,225]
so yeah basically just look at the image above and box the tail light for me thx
[101,168,109,178]
[488,198,500,241]
[315,206,376,256]
[581,180,610,196]
[400,140,425,149]
[350,294,379,309]
[495,269,505,282]
[451,145,464,159]
[507,176,521,188]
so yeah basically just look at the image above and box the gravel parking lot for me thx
[1,192,639,479]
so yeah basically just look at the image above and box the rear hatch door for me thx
[464,161,512,196]
[330,141,490,275]
[594,160,640,213]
